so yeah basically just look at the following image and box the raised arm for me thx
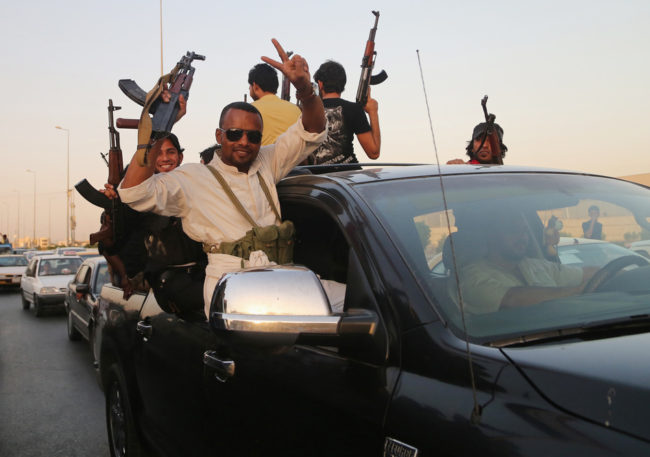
[262,39,325,134]
[121,92,186,189]
[357,88,381,159]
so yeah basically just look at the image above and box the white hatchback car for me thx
[21,254,83,316]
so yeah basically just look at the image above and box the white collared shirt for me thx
[118,118,326,246]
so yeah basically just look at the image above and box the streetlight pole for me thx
[48,197,56,245]
[0,201,8,235]
[55,126,70,245]
[13,190,20,246]
[26,169,36,247]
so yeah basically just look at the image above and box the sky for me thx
[0,0,648,245]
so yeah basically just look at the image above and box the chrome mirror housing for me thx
[209,266,376,340]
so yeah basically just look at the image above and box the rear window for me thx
[0,256,28,267]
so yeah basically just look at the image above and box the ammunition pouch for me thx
[208,220,295,264]
[204,165,295,264]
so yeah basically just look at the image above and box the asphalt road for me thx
[0,289,110,457]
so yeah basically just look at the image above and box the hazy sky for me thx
[0,0,648,244]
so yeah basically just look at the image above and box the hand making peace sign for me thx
[261,38,312,93]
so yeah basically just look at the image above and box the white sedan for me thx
[0,255,28,289]
[20,254,83,317]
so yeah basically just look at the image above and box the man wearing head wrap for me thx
[447,122,508,165]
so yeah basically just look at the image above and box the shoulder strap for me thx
[257,173,282,222]
[206,166,258,228]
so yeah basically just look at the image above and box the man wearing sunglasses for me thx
[119,39,327,317]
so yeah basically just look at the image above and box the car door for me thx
[200,192,399,456]
[69,264,91,339]
[132,294,219,457]
[21,258,37,301]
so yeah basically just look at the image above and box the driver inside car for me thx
[456,211,598,314]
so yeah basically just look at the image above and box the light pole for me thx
[55,126,70,245]
[26,169,36,247]
[48,197,56,245]
[0,201,8,236]
[13,189,20,246]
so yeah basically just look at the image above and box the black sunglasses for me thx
[219,128,262,144]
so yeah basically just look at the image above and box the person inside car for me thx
[457,210,597,314]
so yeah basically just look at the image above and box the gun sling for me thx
[203,166,294,265]
[135,63,182,166]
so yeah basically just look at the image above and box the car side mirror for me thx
[209,265,377,345]
[76,283,90,295]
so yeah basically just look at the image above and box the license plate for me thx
[12,277,20,283]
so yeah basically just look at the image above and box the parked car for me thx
[629,239,650,258]
[557,237,647,267]
[0,243,13,255]
[97,165,650,456]
[64,257,110,360]
[21,254,83,316]
[0,254,28,289]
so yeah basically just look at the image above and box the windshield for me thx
[0,256,28,267]
[357,172,650,344]
[38,258,82,276]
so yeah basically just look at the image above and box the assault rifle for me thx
[117,51,205,165]
[479,95,503,165]
[281,51,293,101]
[356,10,388,107]
[75,99,125,245]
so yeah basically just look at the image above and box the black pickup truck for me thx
[96,164,650,457]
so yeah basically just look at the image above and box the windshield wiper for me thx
[489,314,650,348]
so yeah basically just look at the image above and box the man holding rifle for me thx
[118,39,329,317]
[311,60,381,165]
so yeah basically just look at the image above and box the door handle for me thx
[203,350,235,383]
[136,320,153,340]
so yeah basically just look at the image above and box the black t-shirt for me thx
[313,98,371,165]
[582,220,603,240]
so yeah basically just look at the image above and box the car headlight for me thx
[40,287,62,294]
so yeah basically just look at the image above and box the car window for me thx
[25,259,36,277]
[94,263,111,295]
[74,265,90,284]
[357,173,650,344]
[0,256,28,267]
